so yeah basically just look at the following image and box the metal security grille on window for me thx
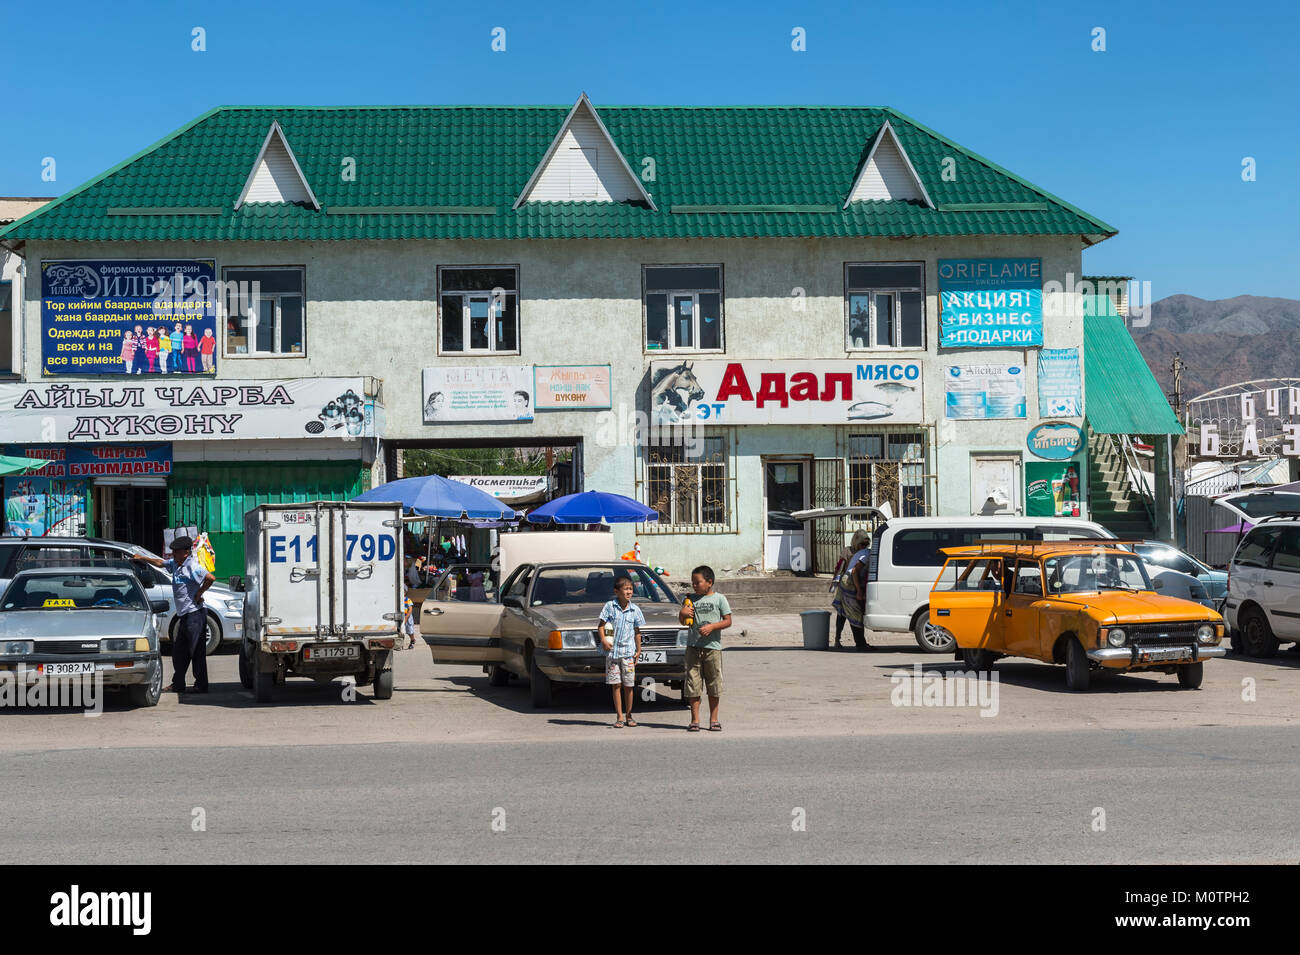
[849,431,929,517]
[224,268,305,356]
[642,435,732,531]
[846,264,923,350]
[644,266,723,352]
[439,267,518,353]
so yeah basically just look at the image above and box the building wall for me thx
[19,235,1087,574]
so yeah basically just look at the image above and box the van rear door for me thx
[327,503,402,638]
[258,504,327,639]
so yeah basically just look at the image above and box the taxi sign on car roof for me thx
[42,598,76,608]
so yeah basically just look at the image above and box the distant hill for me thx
[1129,294,1300,401]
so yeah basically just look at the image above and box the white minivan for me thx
[865,516,1116,651]
[1223,516,1300,657]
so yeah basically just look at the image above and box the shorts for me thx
[605,655,636,687]
[684,646,723,699]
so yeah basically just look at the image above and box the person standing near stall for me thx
[831,530,872,651]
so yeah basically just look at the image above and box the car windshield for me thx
[1043,554,1152,594]
[1135,544,1204,576]
[1229,493,1300,519]
[530,566,676,606]
[1,573,149,611]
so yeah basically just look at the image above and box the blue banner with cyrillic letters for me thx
[939,258,1042,348]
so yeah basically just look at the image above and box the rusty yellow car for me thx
[928,541,1226,691]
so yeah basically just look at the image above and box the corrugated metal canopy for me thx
[1083,297,1183,436]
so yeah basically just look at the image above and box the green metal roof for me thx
[0,104,1117,243]
[1084,296,1183,436]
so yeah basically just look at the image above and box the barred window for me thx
[646,434,728,526]
[849,431,928,516]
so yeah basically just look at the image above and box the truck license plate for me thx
[306,645,358,660]
[637,650,667,664]
[39,661,96,676]
[1138,646,1192,663]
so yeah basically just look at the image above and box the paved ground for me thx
[2,614,1298,862]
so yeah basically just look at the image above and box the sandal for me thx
[625,718,638,727]
[613,721,625,728]
[688,722,701,732]
[709,722,722,732]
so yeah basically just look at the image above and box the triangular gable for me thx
[235,121,320,210]
[513,94,656,210]
[844,120,933,208]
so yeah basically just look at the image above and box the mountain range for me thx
[1127,294,1300,403]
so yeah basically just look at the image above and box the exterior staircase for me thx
[1087,431,1156,539]
[673,574,833,614]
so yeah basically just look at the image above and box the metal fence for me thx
[1183,494,1242,567]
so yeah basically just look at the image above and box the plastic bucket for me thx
[800,610,831,650]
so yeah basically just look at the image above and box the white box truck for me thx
[240,501,404,703]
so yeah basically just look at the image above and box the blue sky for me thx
[2,0,1296,300]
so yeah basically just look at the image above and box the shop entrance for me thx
[94,483,168,551]
[763,457,810,570]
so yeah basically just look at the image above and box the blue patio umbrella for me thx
[526,491,658,525]
[353,475,519,520]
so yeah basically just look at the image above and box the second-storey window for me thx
[224,267,305,356]
[846,263,924,350]
[439,266,519,354]
[644,265,723,352]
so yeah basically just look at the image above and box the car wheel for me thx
[204,613,221,655]
[529,651,553,708]
[914,612,955,653]
[237,641,254,689]
[1064,637,1091,691]
[1238,606,1279,658]
[373,667,394,700]
[487,663,510,687]
[253,646,274,704]
[129,658,163,708]
[1177,662,1204,689]
[962,648,998,672]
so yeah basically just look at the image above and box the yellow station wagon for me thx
[928,541,1226,691]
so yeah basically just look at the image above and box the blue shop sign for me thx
[939,258,1042,348]
[1027,422,1084,460]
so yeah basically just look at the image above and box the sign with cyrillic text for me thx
[649,360,922,425]
[939,258,1042,348]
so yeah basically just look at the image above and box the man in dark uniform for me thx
[138,537,215,693]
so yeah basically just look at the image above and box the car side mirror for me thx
[228,575,245,592]
[501,595,523,609]
[150,599,170,614]
[1152,579,1164,590]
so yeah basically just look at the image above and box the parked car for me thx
[928,541,1226,690]
[860,514,1115,653]
[1222,516,1300,657]
[0,537,243,655]
[1130,540,1227,603]
[422,560,686,707]
[0,567,166,707]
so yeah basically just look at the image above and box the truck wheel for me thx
[1177,662,1204,689]
[129,659,163,708]
[1238,607,1279,658]
[204,613,222,655]
[253,647,274,703]
[962,648,998,672]
[1064,637,1091,691]
[529,652,553,708]
[487,664,510,687]
[914,612,955,653]
[237,641,254,689]
[373,668,394,700]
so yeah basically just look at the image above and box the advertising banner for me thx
[943,364,1026,419]
[533,365,612,410]
[1025,461,1082,518]
[1037,347,1083,417]
[648,360,923,425]
[6,443,173,478]
[939,258,1042,348]
[0,379,370,442]
[422,366,534,423]
[449,475,549,502]
[41,260,218,376]
[4,476,87,537]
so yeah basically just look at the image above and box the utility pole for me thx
[1169,352,1184,416]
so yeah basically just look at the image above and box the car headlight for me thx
[676,628,688,648]
[0,641,33,656]
[1107,628,1127,647]
[559,629,597,650]
[1196,624,1217,645]
[101,638,136,653]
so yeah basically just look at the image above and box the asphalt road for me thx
[2,726,1296,864]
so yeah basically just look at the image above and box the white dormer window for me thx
[235,122,320,210]
[845,121,934,207]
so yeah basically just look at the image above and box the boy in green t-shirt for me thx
[679,565,732,732]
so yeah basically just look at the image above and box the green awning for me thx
[1083,296,1183,435]
[0,455,53,476]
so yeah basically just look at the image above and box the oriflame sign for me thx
[939,258,1043,348]
[648,360,922,425]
